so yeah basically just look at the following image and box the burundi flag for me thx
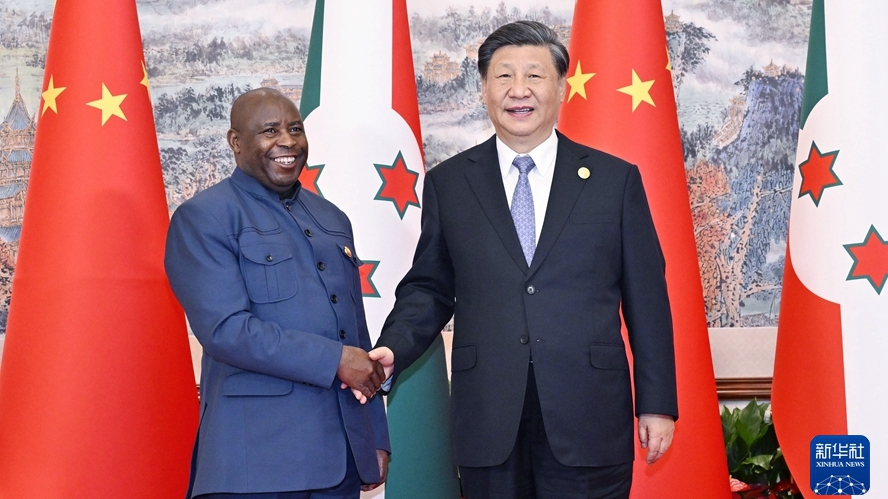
[0,0,198,496]
[772,0,888,496]
[557,1,730,496]
[300,1,459,497]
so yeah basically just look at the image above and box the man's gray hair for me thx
[477,20,569,79]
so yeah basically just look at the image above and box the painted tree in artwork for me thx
[685,70,803,326]
[666,16,716,99]
[687,159,731,318]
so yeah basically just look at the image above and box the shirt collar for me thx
[496,128,558,177]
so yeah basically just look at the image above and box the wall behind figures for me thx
[0,1,810,384]
[711,328,777,379]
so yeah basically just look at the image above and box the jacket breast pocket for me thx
[338,243,365,294]
[589,343,629,370]
[239,243,299,303]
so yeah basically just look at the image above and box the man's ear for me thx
[227,129,240,153]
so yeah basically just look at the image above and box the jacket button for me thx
[304,229,313,237]
[331,294,339,303]
[339,330,346,339]
[519,335,529,344]
[266,255,273,262]
[317,262,326,271]
[526,285,536,294]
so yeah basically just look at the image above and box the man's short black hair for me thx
[477,20,569,79]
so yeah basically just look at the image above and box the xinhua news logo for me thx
[810,435,869,495]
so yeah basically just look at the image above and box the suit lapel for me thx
[527,133,591,277]
[464,136,530,272]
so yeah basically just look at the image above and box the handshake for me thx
[336,346,395,404]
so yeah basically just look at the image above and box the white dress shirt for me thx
[496,129,558,243]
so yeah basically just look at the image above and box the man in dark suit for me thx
[367,21,677,498]
[165,88,389,499]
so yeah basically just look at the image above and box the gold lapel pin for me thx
[343,246,353,258]
[578,167,590,179]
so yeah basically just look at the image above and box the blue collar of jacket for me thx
[230,166,302,202]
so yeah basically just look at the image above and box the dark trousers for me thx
[459,364,633,499]
[195,445,361,499]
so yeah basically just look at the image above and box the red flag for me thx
[558,1,730,496]
[0,1,198,497]
[773,1,887,495]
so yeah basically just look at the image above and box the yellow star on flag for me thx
[141,61,151,94]
[86,83,127,125]
[566,61,595,101]
[41,75,66,116]
[616,69,656,112]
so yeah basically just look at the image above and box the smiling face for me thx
[228,90,308,196]
[482,44,566,153]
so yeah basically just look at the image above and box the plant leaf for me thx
[743,454,773,472]
[738,401,764,446]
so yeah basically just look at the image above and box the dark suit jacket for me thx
[376,132,677,468]
[165,169,389,497]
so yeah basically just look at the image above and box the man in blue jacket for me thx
[165,88,390,499]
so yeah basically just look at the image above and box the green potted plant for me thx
[722,400,801,498]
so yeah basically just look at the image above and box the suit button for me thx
[526,285,536,294]
[266,255,273,262]
[331,295,339,303]
[339,330,346,339]
[317,262,326,271]
[519,335,529,344]
[304,229,313,237]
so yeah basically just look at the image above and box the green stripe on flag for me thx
[800,0,827,129]
[386,335,461,499]
[300,0,324,118]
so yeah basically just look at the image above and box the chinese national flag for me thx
[0,1,198,497]
[558,1,730,497]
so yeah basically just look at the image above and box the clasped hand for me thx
[338,346,395,404]
[337,345,385,401]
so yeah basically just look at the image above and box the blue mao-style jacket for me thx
[165,167,389,497]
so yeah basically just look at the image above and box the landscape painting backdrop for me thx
[0,0,811,333]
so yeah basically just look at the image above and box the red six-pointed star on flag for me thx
[298,163,325,196]
[798,141,841,206]
[844,225,888,294]
[358,260,380,298]
[374,151,420,219]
